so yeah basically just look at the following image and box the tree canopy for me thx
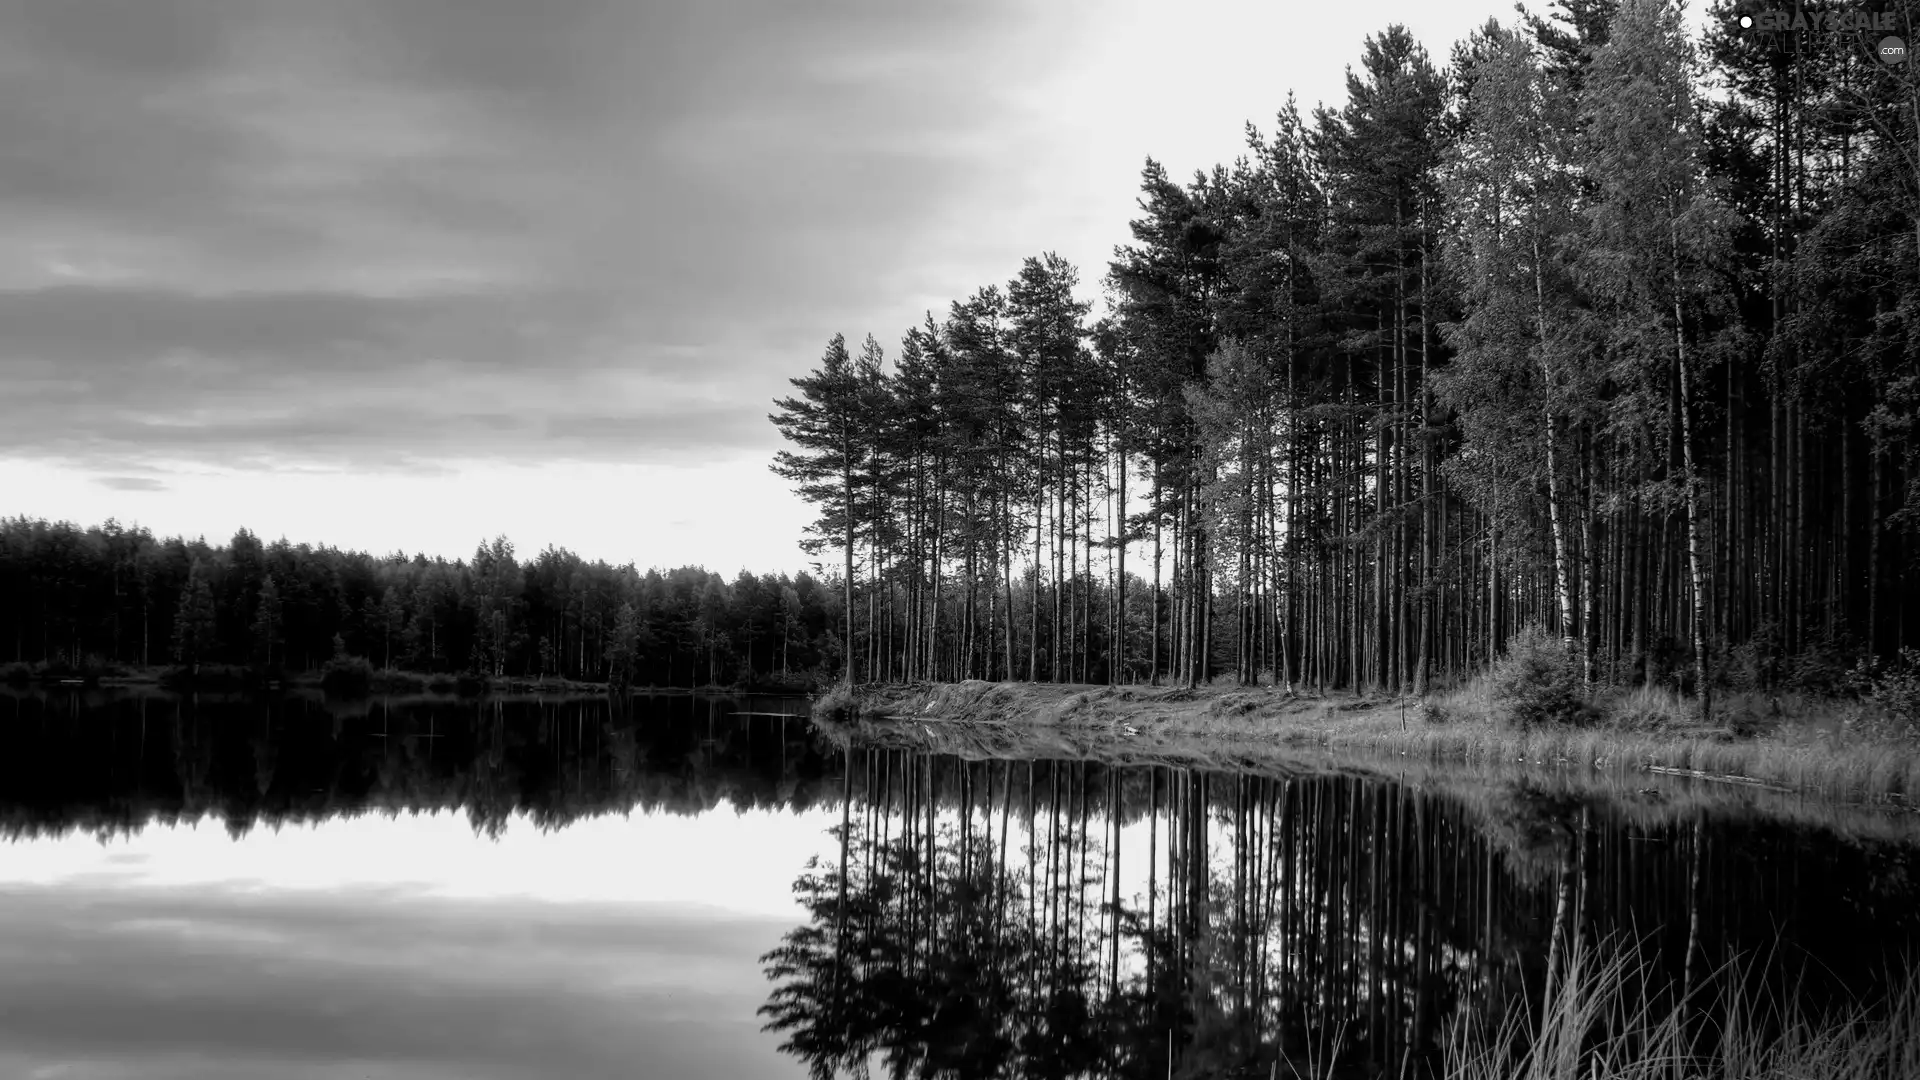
[767,0,1920,700]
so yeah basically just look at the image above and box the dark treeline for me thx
[761,749,1920,1078]
[0,689,833,840]
[770,0,1920,706]
[0,516,851,687]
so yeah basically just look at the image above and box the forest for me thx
[770,0,1920,708]
[8,0,1920,706]
[0,515,847,688]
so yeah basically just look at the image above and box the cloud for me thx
[0,283,759,467]
[0,0,1081,475]
[93,476,167,492]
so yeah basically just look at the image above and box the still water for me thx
[2,688,1917,1079]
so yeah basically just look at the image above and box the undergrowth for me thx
[319,653,373,697]
[1489,625,1590,729]
[1849,648,1920,741]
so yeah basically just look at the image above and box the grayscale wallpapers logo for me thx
[1736,9,1905,62]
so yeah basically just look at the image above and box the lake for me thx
[2,688,1917,1079]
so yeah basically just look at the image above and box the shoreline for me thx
[817,680,1920,811]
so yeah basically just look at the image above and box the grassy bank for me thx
[816,678,1920,809]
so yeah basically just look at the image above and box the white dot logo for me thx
[1740,14,1754,28]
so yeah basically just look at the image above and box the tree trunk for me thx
[1152,476,1162,686]
[1674,224,1712,721]
[1117,427,1127,684]
[1031,482,1044,681]
[1003,488,1017,681]
[842,444,856,687]
[1534,233,1577,656]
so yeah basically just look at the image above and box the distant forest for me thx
[0,517,842,688]
[771,0,1920,701]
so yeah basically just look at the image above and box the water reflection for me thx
[0,687,834,1080]
[3,688,1918,1079]
[0,688,834,839]
[761,750,1920,1079]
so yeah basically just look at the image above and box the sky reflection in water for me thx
[0,807,835,1080]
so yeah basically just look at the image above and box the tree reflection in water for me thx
[2,687,1916,1078]
[760,751,1920,1079]
[0,687,838,840]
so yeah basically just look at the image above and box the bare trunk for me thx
[1534,233,1577,655]
[1117,428,1128,683]
[1003,488,1016,681]
[1674,225,1711,721]
[1031,480,1044,681]
[842,442,855,688]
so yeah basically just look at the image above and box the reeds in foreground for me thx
[1447,938,1920,1080]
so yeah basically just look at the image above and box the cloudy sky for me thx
[1,0,1524,575]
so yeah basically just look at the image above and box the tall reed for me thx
[1446,937,1920,1080]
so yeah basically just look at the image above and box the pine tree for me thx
[378,586,404,670]
[250,573,283,667]
[171,561,217,675]
[1009,254,1095,682]
[469,536,521,678]
[606,600,640,689]
[771,334,867,686]
[1313,24,1448,693]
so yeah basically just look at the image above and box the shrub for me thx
[1848,648,1920,741]
[1717,691,1775,738]
[159,663,249,690]
[29,656,118,683]
[1645,633,1685,689]
[0,662,29,686]
[1726,621,1784,690]
[369,669,429,695]
[811,683,856,723]
[735,668,819,694]
[319,654,374,697]
[1490,624,1587,729]
[1784,631,1865,695]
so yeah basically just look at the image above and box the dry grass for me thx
[829,680,1920,811]
[1317,711,1920,807]
[1447,937,1920,1080]
[1602,683,1697,729]
[817,710,1920,845]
